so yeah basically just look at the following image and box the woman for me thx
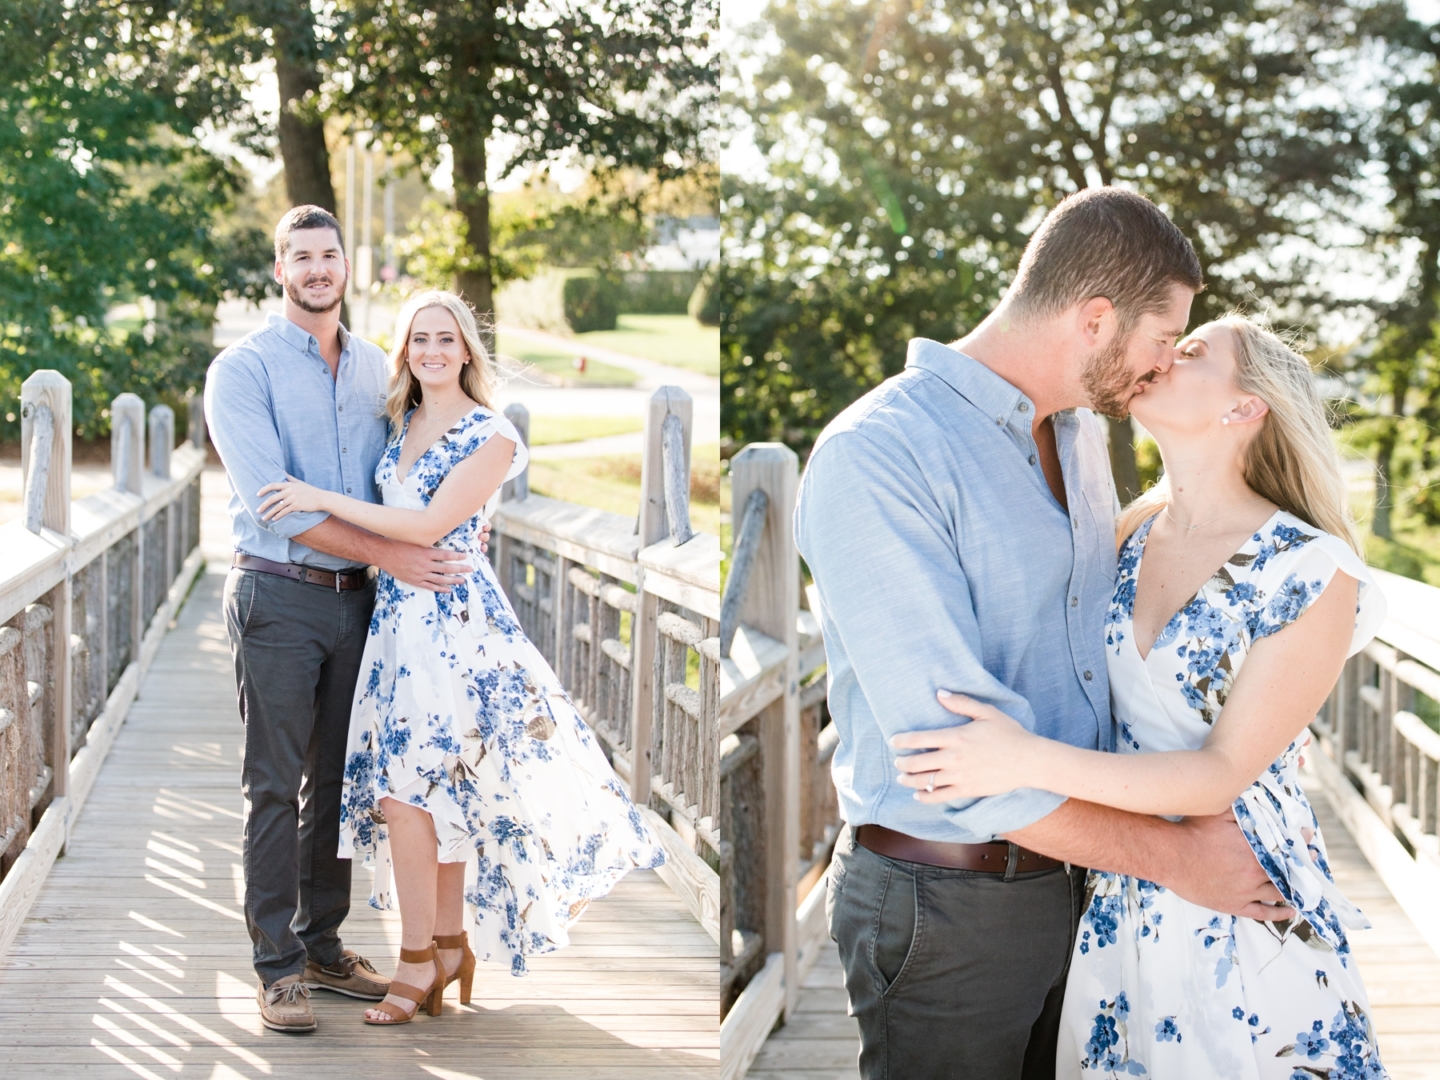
[891,315,1388,1078]
[258,290,665,1025]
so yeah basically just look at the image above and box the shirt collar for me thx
[904,338,1043,431]
[264,310,352,358]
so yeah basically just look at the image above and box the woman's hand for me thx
[257,476,329,521]
[890,691,1036,802]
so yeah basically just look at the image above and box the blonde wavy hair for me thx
[383,290,495,433]
[1115,314,1359,554]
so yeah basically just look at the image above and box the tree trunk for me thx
[1373,422,1395,540]
[452,131,496,360]
[1107,417,1141,505]
[271,13,337,214]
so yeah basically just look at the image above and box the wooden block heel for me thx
[433,933,477,1006]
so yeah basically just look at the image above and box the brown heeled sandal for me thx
[362,944,444,1025]
[432,933,476,1005]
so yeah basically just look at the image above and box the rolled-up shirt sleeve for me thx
[796,430,1066,842]
[204,353,331,540]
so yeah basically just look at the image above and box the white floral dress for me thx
[1058,511,1389,1079]
[337,405,665,975]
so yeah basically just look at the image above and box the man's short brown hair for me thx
[1007,188,1203,330]
[274,205,344,262]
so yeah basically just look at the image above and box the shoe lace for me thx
[270,981,310,1006]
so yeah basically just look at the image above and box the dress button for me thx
[346,487,352,493]
[996,416,1004,425]
[338,405,344,412]
[1084,670,1094,681]
[1071,596,1079,607]
[1018,401,1028,412]
[343,447,348,453]
[1028,454,1037,466]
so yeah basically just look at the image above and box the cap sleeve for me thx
[1248,520,1386,657]
[454,407,528,482]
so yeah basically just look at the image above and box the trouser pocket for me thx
[872,863,920,998]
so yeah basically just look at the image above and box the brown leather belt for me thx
[232,553,374,592]
[856,824,1064,874]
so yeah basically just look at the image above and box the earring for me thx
[1220,416,1230,425]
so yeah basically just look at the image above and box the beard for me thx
[1081,332,1141,420]
[284,271,347,314]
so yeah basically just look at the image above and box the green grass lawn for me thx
[495,332,637,387]
[527,442,721,536]
[576,314,719,375]
[526,415,644,445]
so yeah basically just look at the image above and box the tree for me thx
[338,0,717,346]
[0,0,271,439]
[725,0,1367,486]
[1349,4,1440,539]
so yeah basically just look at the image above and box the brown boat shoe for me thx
[258,973,316,1033]
[303,950,390,1000]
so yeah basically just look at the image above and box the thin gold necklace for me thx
[1162,496,1268,533]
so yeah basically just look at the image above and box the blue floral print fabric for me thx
[337,405,665,975]
[1060,510,1390,1079]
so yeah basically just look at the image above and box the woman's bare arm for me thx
[258,436,515,547]
[892,572,1357,817]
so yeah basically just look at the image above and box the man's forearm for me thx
[293,517,395,566]
[1003,798,1180,882]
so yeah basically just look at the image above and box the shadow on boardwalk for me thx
[748,797,1440,1080]
[0,572,718,1079]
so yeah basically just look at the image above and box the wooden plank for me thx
[0,796,69,961]
[492,496,640,583]
[641,807,720,944]
[720,951,784,1080]
[719,626,787,738]
[1307,744,1440,962]
[640,535,721,621]
[0,573,720,1077]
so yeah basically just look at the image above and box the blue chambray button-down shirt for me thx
[794,339,1119,843]
[204,311,391,571]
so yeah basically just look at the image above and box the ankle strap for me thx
[398,944,437,964]
[432,934,467,948]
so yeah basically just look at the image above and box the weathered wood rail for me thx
[0,372,207,957]
[1307,566,1440,960]
[718,444,842,1080]
[492,386,721,944]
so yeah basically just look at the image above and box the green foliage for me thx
[563,275,621,333]
[1135,437,1163,493]
[0,0,274,439]
[394,197,548,291]
[620,271,704,315]
[724,0,1367,454]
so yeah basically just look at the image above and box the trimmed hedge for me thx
[562,273,621,332]
[618,270,705,314]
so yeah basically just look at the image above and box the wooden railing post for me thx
[110,394,145,496]
[20,372,72,809]
[501,403,530,503]
[186,389,207,452]
[730,443,801,1021]
[149,405,174,480]
[630,387,695,808]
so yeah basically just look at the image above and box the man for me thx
[205,206,480,1032]
[794,188,1294,1078]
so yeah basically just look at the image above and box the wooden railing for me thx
[0,373,208,957]
[718,444,842,1080]
[490,386,721,943]
[1307,567,1440,957]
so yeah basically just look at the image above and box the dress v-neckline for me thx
[395,404,481,481]
[1129,508,1282,662]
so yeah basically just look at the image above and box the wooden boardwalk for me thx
[749,796,1440,1080]
[0,572,718,1079]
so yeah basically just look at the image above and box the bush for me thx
[562,274,620,332]
[688,265,720,326]
[620,270,704,314]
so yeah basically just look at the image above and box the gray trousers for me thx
[828,826,1086,1080]
[223,568,374,986]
